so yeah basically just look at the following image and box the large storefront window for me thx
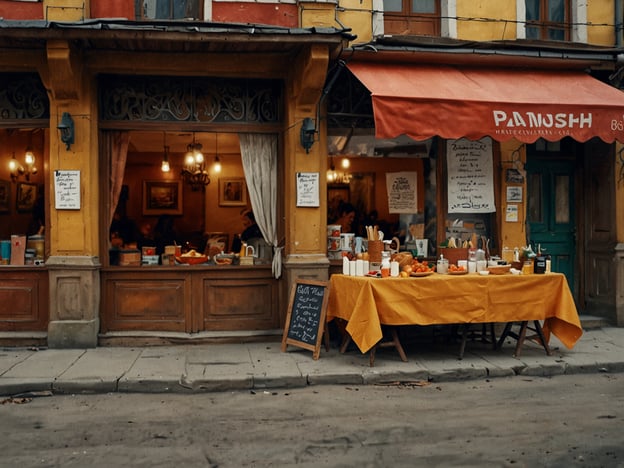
[0,73,49,266]
[106,131,276,268]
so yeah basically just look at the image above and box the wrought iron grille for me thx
[0,73,50,121]
[326,70,374,130]
[99,75,282,124]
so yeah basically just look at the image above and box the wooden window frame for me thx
[383,0,441,36]
[135,0,203,21]
[526,0,570,41]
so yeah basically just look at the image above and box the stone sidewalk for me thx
[1,327,623,396]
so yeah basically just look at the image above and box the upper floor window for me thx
[525,0,569,41]
[382,0,440,36]
[135,0,201,20]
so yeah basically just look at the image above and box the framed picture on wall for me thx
[142,180,183,216]
[219,177,247,207]
[16,182,37,212]
[0,180,10,213]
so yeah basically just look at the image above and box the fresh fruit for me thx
[399,271,409,278]
[410,259,434,273]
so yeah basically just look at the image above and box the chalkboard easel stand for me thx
[281,279,330,360]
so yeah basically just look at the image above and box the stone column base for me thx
[48,318,100,349]
[46,256,101,349]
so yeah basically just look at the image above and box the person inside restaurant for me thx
[334,201,356,233]
[231,209,263,254]
[153,214,180,256]
[109,208,139,248]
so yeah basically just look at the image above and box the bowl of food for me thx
[214,253,236,265]
[487,264,511,275]
[176,249,208,265]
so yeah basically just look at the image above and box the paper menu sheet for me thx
[54,170,81,210]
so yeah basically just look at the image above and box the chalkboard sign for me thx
[281,279,329,360]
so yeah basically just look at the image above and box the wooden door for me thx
[526,156,576,293]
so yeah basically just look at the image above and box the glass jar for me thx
[381,251,391,278]
[437,255,449,274]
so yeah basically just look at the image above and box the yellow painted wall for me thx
[456,0,517,41]
[588,0,617,46]
[337,0,374,44]
[498,140,528,252]
[300,0,373,45]
[44,0,89,21]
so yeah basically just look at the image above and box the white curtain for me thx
[105,131,130,230]
[238,133,282,278]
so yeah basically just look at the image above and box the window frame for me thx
[135,0,203,21]
[382,0,441,36]
[525,0,570,41]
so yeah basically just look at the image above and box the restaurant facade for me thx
[1,0,624,349]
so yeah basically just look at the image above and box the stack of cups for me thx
[327,224,342,260]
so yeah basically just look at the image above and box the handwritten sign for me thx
[447,138,495,213]
[54,170,81,210]
[296,172,320,207]
[281,279,329,360]
[386,171,418,213]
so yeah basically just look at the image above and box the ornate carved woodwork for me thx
[99,75,282,125]
[0,73,49,124]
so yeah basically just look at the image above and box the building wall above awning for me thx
[348,62,624,144]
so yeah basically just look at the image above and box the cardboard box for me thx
[119,249,141,266]
[10,235,26,266]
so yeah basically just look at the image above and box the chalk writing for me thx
[282,280,328,360]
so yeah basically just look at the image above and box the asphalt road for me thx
[0,373,622,468]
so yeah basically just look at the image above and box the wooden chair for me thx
[457,323,497,359]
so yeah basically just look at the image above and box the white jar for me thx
[437,255,449,274]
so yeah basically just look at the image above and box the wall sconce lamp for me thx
[300,117,316,154]
[57,112,75,150]
[9,150,37,182]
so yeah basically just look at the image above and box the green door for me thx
[526,157,576,293]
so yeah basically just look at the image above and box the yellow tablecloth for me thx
[327,273,583,354]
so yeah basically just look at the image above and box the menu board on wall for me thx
[447,138,495,213]
[54,170,81,210]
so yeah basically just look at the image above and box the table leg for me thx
[498,321,552,357]
[369,326,408,367]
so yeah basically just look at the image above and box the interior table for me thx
[327,272,583,355]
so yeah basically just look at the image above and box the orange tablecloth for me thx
[327,273,583,353]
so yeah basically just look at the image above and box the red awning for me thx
[347,62,624,143]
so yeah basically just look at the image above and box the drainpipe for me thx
[616,0,623,47]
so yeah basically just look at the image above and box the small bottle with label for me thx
[381,251,391,278]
